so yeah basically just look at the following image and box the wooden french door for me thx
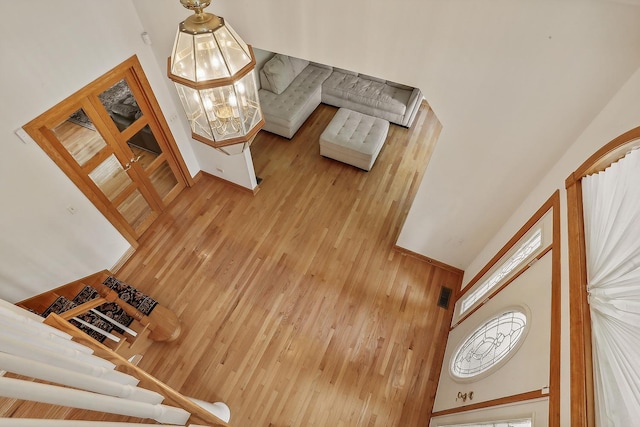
[24,56,193,246]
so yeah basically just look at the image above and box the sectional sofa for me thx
[258,53,423,139]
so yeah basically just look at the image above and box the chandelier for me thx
[168,0,264,155]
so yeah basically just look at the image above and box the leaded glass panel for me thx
[461,229,542,314]
[451,309,528,380]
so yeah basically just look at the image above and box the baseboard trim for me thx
[430,390,545,418]
[111,246,136,273]
[393,245,464,276]
[195,170,260,195]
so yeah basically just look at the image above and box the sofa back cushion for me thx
[290,56,309,76]
[359,74,386,84]
[260,54,309,95]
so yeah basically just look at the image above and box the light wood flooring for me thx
[7,102,462,426]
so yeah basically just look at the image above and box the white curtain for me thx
[582,147,640,427]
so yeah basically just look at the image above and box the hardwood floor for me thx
[120,102,461,426]
[6,102,462,426]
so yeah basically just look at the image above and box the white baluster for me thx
[90,309,138,336]
[0,352,162,404]
[0,377,190,425]
[0,321,99,366]
[0,308,85,349]
[0,299,48,323]
[0,419,183,426]
[71,316,121,342]
[0,333,136,385]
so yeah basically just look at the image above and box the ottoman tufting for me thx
[320,108,390,171]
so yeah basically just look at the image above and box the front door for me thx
[25,56,192,245]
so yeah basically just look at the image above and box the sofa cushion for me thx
[290,56,310,76]
[110,102,139,119]
[359,74,386,84]
[322,71,410,116]
[260,54,310,95]
[333,67,359,76]
[260,54,294,94]
[387,81,414,91]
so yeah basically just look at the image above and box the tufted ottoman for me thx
[320,108,389,171]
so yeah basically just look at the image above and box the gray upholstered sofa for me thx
[258,53,423,139]
[322,69,422,128]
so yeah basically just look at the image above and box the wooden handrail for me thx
[57,298,108,321]
[44,313,231,427]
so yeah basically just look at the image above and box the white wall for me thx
[460,52,640,427]
[434,253,551,411]
[394,0,640,269]
[0,0,199,302]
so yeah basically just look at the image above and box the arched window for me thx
[566,127,640,426]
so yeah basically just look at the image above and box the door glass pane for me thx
[127,125,162,163]
[99,79,142,132]
[149,160,179,199]
[53,108,106,167]
[117,189,154,230]
[88,154,132,201]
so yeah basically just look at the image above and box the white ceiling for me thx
[134,0,640,270]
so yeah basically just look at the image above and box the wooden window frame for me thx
[565,126,640,427]
[434,192,561,426]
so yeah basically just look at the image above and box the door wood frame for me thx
[24,55,193,247]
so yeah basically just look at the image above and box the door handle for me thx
[122,155,141,172]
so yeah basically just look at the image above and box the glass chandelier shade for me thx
[168,1,264,155]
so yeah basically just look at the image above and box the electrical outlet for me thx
[15,128,31,144]
[216,167,224,174]
[67,206,78,215]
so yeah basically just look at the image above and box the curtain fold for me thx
[582,147,640,427]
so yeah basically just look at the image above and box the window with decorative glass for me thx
[460,228,542,315]
[450,309,529,381]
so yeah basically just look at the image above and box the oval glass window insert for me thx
[451,309,528,380]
